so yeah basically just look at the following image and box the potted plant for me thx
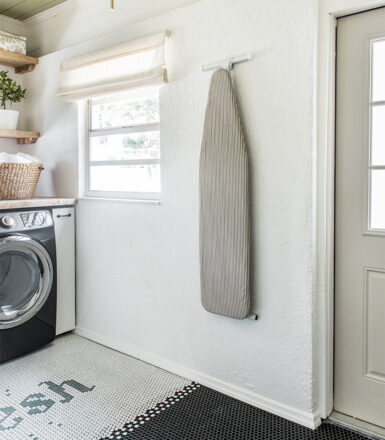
[0,70,26,130]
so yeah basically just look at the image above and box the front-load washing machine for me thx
[0,209,56,363]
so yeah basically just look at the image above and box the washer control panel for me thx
[0,210,53,232]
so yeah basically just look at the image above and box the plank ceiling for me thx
[0,0,68,21]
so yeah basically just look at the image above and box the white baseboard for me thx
[75,326,321,430]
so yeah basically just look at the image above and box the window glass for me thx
[87,86,161,197]
[91,87,160,130]
[370,170,385,230]
[372,39,385,102]
[371,105,385,165]
[90,132,160,162]
[89,165,160,193]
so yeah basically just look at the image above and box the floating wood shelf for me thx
[0,49,38,74]
[0,130,40,144]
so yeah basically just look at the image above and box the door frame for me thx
[318,0,385,420]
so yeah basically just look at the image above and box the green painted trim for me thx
[0,0,68,21]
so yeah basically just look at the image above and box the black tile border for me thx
[100,382,372,440]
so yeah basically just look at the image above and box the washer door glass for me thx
[0,236,53,329]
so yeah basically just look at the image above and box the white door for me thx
[335,8,385,428]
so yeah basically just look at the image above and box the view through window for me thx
[87,86,160,199]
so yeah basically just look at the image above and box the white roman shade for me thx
[57,31,169,102]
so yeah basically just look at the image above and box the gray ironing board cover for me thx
[199,69,250,319]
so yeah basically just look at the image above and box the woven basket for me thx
[0,162,43,200]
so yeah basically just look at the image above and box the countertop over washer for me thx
[0,198,76,210]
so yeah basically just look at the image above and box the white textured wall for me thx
[19,0,320,423]
[19,52,78,197]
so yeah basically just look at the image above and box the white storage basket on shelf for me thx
[0,31,26,55]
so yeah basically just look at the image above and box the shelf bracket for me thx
[17,137,38,145]
[15,64,36,74]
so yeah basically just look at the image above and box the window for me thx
[58,31,169,200]
[86,86,161,199]
[369,38,385,230]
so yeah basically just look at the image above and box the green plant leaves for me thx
[0,70,26,110]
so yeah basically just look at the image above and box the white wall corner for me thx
[75,326,322,430]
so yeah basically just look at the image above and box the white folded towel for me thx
[0,152,41,165]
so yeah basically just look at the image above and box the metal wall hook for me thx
[202,53,253,72]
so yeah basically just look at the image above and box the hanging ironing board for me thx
[199,68,250,319]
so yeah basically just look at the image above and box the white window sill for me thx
[78,197,161,205]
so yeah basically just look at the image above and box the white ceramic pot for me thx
[0,109,19,130]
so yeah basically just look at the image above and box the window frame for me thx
[84,89,161,201]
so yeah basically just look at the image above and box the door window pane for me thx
[90,132,160,161]
[370,170,385,229]
[371,105,385,165]
[372,39,385,102]
[89,164,160,193]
